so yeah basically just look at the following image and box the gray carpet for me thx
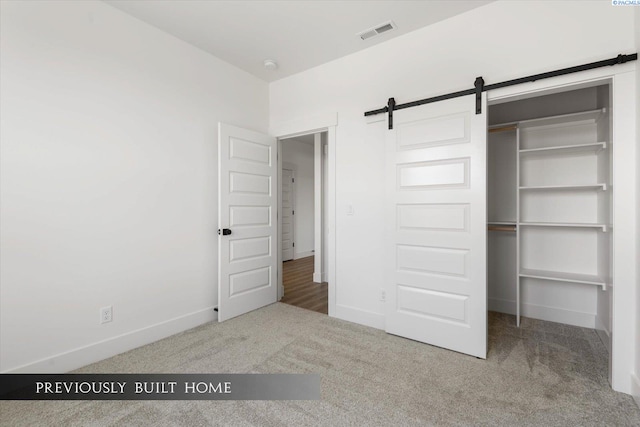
[1,303,639,426]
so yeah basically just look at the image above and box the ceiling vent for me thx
[357,21,397,41]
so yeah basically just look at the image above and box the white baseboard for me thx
[294,251,314,260]
[488,298,595,328]
[488,297,516,315]
[332,301,593,334]
[521,302,595,328]
[594,314,611,354]
[334,304,384,330]
[632,372,640,409]
[312,271,328,283]
[3,307,217,374]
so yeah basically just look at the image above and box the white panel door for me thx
[218,123,277,322]
[385,95,487,358]
[282,168,294,261]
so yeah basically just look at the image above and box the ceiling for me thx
[104,0,492,82]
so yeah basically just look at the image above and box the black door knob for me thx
[218,228,232,236]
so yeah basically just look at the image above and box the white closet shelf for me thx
[519,268,607,290]
[519,141,606,157]
[519,222,607,232]
[519,184,607,191]
[517,108,605,129]
[488,221,516,225]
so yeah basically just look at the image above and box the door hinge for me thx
[293,242,295,247]
[292,178,295,183]
[292,210,295,215]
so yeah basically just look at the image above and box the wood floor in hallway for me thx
[281,256,328,315]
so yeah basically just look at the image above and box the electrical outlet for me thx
[380,290,386,302]
[100,306,113,324]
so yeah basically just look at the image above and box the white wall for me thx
[281,139,314,258]
[270,0,638,383]
[271,0,635,328]
[0,0,268,372]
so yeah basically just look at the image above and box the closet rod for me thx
[489,125,517,133]
[488,225,516,232]
[364,52,638,129]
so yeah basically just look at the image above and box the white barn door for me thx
[218,123,277,322]
[385,95,487,358]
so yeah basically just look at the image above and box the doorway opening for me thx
[278,132,328,314]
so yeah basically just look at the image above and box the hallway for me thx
[281,256,328,314]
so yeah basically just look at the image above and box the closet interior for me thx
[487,83,612,354]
